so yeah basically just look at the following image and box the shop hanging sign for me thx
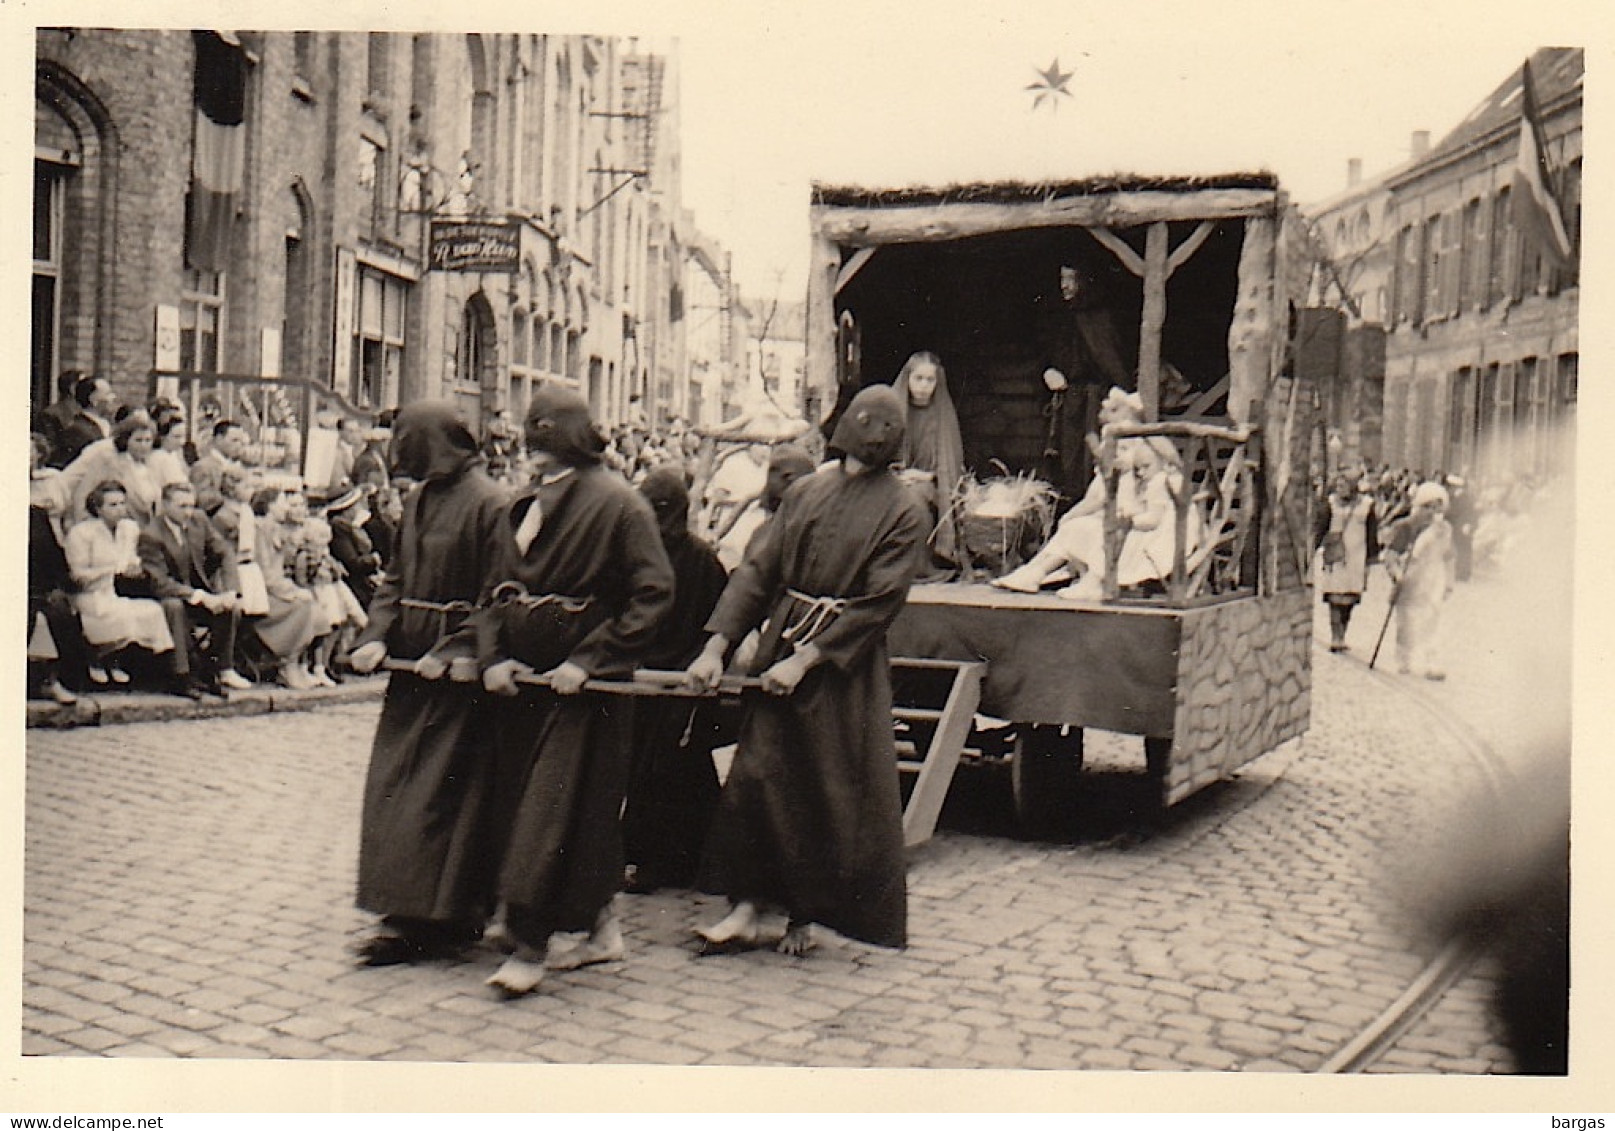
[428,219,521,273]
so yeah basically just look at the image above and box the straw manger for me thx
[949,464,1058,579]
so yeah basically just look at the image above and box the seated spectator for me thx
[293,512,367,685]
[29,434,88,703]
[365,484,403,570]
[63,481,178,689]
[147,407,193,494]
[137,481,252,696]
[248,484,321,689]
[61,410,163,525]
[325,487,382,609]
[52,374,118,469]
[190,419,249,516]
[33,371,83,459]
[212,474,316,688]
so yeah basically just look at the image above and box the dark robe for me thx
[1034,291,1136,503]
[700,462,927,948]
[364,512,398,569]
[476,465,673,945]
[29,504,91,688]
[622,527,731,890]
[329,517,381,608]
[353,461,508,928]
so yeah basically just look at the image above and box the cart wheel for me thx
[1011,724,1085,837]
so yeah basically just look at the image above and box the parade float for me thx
[803,173,1318,834]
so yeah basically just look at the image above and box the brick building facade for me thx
[1302,48,1581,484]
[34,29,726,470]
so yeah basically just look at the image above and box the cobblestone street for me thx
[22,550,1561,1088]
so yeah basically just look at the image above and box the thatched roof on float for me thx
[811,172,1280,209]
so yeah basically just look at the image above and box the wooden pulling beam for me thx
[381,658,762,698]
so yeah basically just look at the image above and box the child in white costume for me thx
[1383,481,1455,680]
[993,388,1196,599]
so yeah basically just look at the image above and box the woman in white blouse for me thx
[63,480,176,684]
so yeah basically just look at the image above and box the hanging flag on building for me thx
[1511,57,1574,269]
[186,30,248,273]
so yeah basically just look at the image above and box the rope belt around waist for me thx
[398,597,478,614]
[778,588,848,647]
[397,597,480,657]
[488,580,595,614]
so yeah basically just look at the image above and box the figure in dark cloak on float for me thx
[892,350,966,573]
[347,400,509,967]
[477,387,674,998]
[620,464,732,895]
[684,384,928,958]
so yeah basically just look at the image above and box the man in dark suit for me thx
[189,419,249,516]
[33,370,84,456]
[138,481,251,696]
[52,374,118,468]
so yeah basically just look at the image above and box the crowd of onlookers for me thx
[25,375,814,708]
[477,410,709,493]
[1313,461,1550,584]
[27,373,405,705]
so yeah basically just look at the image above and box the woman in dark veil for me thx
[891,351,966,570]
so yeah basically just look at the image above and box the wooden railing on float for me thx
[1099,420,1261,606]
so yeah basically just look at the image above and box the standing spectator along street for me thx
[1316,475,1375,654]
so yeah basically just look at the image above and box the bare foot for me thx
[1057,574,1104,601]
[481,920,516,955]
[776,922,818,957]
[486,951,547,999]
[991,565,1043,593]
[548,915,625,970]
[694,901,758,946]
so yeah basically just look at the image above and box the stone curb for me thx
[25,676,387,729]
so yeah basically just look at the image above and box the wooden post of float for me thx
[1137,222,1169,422]
[805,221,842,434]
[1090,219,1214,424]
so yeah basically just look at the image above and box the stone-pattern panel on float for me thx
[1166,589,1312,805]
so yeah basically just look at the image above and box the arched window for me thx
[467,35,495,211]
[35,63,114,410]
[282,182,315,380]
[459,299,486,386]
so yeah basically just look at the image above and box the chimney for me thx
[1411,130,1431,157]
[1347,158,1363,187]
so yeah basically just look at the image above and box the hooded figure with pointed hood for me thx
[347,400,510,967]
[477,386,674,997]
[684,384,928,957]
[621,464,732,893]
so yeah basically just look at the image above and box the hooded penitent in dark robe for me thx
[892,352,966,568]
[353,401,509,941]
[476,388,674,949]
[622,465,732,891]
[700,385,927,948]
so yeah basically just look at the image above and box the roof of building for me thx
[1422,47,1584,167]
[811,172,1279,209]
